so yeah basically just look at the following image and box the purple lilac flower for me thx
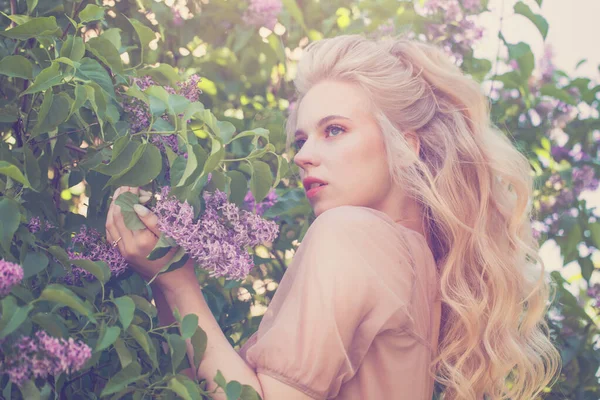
[539,44,555,83]
[64,226,128,285]
[27,216,55,233]
[153,187,279,280]
[242,0,283,30]
[587,283,600,308]
[572,165,599,193]
[123,74,203,135]
[417,0,485,64]
[0,259,24,297]
[0,330,91,386]
[28,216,41,233]
[244,188,278,216]
[551,146,571,162]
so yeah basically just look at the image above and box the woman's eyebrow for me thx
[294,115,351,138]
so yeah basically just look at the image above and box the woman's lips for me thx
[306,184,327,199]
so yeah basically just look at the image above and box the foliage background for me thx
[0,0,598,398]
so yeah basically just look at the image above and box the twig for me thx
[9,0,16,29]
[61,0,87,40]
[33,123,99,144]
[65,143,87,154]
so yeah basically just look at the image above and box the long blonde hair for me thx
[284,33,562,400]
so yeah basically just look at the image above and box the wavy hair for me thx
[284,33,562,400]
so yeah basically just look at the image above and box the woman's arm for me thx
[157,270,265,400]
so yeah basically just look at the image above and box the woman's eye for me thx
[325,124,345,138]
[294,124,346,150]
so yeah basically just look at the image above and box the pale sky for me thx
[473,0,600,294]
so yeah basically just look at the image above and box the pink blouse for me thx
[238,205,441,399]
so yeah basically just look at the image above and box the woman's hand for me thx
[105,186,196,290]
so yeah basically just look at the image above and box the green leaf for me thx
[168,375,202,400]
[147,232,176,261]
[22,62,62,95]
[71,259,111,284]
[0,160,30,187]
[31,313,68,338]
[190,326,207,371]
[60,36,85,63]
[113,337,133,368]
[181,314,198,340]
[101,28,122,51]
[113,296,135,331]
[126,17,155,63]
[139,64,181,87]
[0,197,21,252]
[540,84,578,106]
[26,0,38,14]
[47,246,70,266]
[94,136,141,175]
[0,55,33,79]
[95,323,121,352]
[69,84,88,118]
[240,385,262,400]
[0,296,34,339]
[514,2,548,40]
[22,146,42,190]
[166,333,187,372]
[86,36,124,74]
[226,381,243,400]
[32,92,70,137]
[106,143,162,188]
[39,284,97,323]
[114,191,146,230]
[130,294,157,319]
[249,160,273,203]
[177,144,208,187]
[202,136,225,177]
[22,251,49,279]
[214,370,227,389]
[74,58,115,99]
[79,4,105,24]
[0,104,19,122]
[100,361,143,397]
[127,324,158,369]
[0,16,60,40]
[147,247,189,285]
[19,380,40,400]
[281,0,309,34]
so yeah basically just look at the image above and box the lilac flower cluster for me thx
[0,330,91,386]
[415,0,484,63]
[0,259,24,297]
[242,0,282,30]
[64,225,128,284]
[244,188,278,217]
[152,186,279,280]
[122,74,202,135]
[27,216,55,233]
[587,283,600,308]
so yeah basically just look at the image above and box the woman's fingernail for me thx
[139,189,152,197]
[133,204,150,217]
[139,195,151,204]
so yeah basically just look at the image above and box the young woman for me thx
[106,34,562,400]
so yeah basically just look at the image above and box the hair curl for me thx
[284,33,562,400]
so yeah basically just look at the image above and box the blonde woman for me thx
[106,34,562,400]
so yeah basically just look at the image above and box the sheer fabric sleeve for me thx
[244,205,418,399]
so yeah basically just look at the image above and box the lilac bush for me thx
[0,260,24,297]
[0,330,91,386]
[153,187,279,280]
[64,226,129,284]
[242,0,282,30]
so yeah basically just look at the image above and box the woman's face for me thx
[292,79,402,218]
